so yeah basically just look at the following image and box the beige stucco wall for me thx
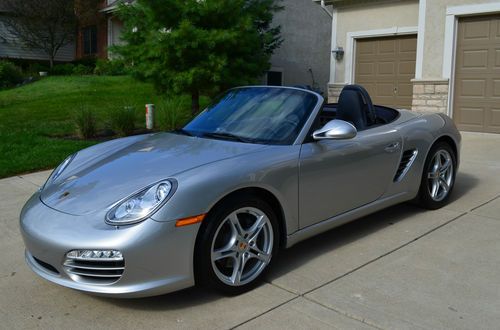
[333,0,419,83]
[422,0,500,79]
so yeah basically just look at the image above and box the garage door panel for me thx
[397,83,413,98]
[463,20,490,40]
[357,62,375,76]
[378,62,395,75]
[454,15,500,133]
[399,38,417,53]
[399,61,416,75]
[493,80,500,96]
[376,83,395,97]
[378,39,396,55]
[357,41,376,56]
[495,50,500,67]
[458,107,484,126]
[355,35,416,108]
[462,50,489,69]
[490,109,500,128]
[461,79,487,97]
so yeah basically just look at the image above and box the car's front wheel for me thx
[195,196,279,295]
[417,142,456,209]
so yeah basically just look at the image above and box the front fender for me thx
[151,145,302,236]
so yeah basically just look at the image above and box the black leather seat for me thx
[336,85,377,131]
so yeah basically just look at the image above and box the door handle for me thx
[385,142,400,153]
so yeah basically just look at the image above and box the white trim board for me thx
[344,26,418,84]
[442,2,500,117]
[415,0,426,79]
[329,9,338,85]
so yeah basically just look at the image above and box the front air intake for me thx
[63,250,125,285]
[394,149,418,182]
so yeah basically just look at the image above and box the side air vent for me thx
[394,149,418,182]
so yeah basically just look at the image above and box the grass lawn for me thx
[0,76,161,178]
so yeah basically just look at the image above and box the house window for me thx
[267,71,283,86]
[83,26,98,56]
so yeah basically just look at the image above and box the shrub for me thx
[72,64,93,75]
[110,106,136,136]
[74,106,97,139]
[156,95,192,131]
[73,57,97,68]
[94,59,127,76]
[51,63,75,76]
[0,61,23,88]
[26,62,50,76]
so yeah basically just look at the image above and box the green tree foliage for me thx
[115,0,282,114]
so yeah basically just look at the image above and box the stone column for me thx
[327,83,347,103]
[411,79,450,113]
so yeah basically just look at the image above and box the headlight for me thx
[106,180,175,225]
[42,153,77,190]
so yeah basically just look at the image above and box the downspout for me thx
[320,0,333,18]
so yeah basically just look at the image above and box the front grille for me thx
[394,149,418,182]
[63,257,125,285]
[33,256,59,274]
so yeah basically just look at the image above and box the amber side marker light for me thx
[175,214,206,227]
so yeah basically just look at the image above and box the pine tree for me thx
[115,0,282,115]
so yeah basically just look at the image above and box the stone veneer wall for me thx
[327,83,346,103]
[328,80,450,114]
[411,79,450,114]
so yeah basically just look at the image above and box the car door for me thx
[298,126,402,228]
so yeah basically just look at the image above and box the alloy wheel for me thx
[427,149,454,202]
[210,207,273,286]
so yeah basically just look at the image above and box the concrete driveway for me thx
[1,132,499,329]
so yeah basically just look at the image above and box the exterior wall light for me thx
[332,47,344,61]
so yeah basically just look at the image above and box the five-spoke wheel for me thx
[195,196,278,294]
[211,207,273,286]
[418,142,456,209]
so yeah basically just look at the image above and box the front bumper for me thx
[20,192,200,298]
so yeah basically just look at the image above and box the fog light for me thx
[66,250,123,260]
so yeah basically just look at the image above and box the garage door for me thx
[355,35,417,109]
[454,15,500,133]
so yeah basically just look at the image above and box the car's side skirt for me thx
[285,192,413,248]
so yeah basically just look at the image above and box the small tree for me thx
[116,0,282,115]
[0,0,76,68]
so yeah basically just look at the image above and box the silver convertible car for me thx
[20,85,460,297]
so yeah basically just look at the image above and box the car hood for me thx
[40,132,268,216]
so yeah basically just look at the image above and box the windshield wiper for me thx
[173,128,194,136]
[202,132,253,143]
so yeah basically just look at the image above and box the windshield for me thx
[182,87,318,145]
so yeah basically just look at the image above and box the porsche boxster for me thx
[20,85,460,297]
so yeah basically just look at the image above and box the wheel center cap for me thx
[239,242,248,251]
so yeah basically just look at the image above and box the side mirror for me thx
[312,119,357,140]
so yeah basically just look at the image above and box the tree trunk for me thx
[49,56,54,69]
[191,90,200,116]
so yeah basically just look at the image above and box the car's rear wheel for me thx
[417,142,456,209]
[195,196,279,295]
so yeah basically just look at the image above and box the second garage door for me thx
[355,35,417,109]
[454,15,500,133]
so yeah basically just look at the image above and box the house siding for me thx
[0,16,75,62]
[269,0,332,94]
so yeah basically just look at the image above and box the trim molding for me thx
[329,9,338,85]
[446,2,500,16]
[415,0,426,79]
[345,26,417,84]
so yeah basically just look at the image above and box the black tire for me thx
[194,195,279,295]
[417,142,456,210]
